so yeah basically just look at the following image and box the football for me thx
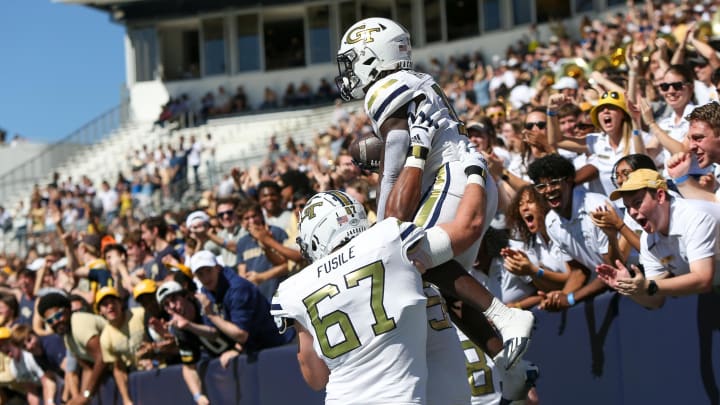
[349,132,383,172]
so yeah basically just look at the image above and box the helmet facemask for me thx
[335,18,413,101]
[296,235,317,264]
[335,47,379,101]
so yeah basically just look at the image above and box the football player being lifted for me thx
[337,18,534,371]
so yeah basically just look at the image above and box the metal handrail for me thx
[0,102,131,197]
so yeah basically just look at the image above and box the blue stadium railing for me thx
[87,292,720,405]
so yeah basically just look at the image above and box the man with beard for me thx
[527,154,622,311]
[37,293,106,405]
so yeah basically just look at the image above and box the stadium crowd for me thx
[153,78,340,129]
[0,0,720,403]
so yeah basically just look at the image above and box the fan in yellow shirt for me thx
[96,287,146,405]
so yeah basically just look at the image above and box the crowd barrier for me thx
[86,292,720,405]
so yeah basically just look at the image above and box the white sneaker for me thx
[490,308,535,370]
[498,359,540,405]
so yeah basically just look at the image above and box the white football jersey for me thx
[423,283,471,405]
[455,328,502,405]
[365,70,474,193]
[272,218,428,405]
[363,69,497,273]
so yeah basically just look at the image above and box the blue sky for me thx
[0,0,125,143]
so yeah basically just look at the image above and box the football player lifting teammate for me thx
[337,17,535,373]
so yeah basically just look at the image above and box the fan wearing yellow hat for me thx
[547,91,647,197]
[96,286,145,405]
[132,279,157,301]
[130,279,177,369]
[598,169,720,309]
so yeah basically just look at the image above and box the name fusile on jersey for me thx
[316,246,356,278]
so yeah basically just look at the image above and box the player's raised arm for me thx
[376,111,410,220]
[406,143,490,271]
[383,100,447,222]
[438,144,489,254]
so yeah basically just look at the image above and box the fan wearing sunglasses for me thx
[527,154,622,312]
[37,293,107,404]
[546,92,646,198]
[641,64,713,179]
[522,108,556,161]
[196,197,246,269]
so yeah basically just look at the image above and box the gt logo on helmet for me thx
[345,25,382,44]
[301,201,324,221]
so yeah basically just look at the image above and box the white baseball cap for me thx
[190,250,218,274]
[156,281,184,305]
[185,210,210,228]
[552,76,579,90]
[51,257,68,272]
[27,258,46,272]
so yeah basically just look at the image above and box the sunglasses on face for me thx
[574,122,595,131]
[44,309,64,325]
[658,81,686,92]
[534,177,566,192]
[216,210,234,219]
[524,121,547,130]
[488,112,505,119]
[601,91,620,100]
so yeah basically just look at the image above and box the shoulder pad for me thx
[271,287,302,334]
[270,292,290,317]
[397,220,428,266]
[365,72,419,130]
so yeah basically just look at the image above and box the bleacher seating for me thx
[0,101,361,213]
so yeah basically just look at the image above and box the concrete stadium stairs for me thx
[1,102,361,213]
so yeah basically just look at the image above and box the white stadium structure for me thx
[0,0,622,224]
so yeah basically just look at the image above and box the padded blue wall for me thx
[87,292,720,405]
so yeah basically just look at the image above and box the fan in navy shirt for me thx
[190,250,294,353]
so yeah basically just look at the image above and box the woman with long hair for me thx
[500,185,570,308]
[590,154,663,262]
[547,91,646,197]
